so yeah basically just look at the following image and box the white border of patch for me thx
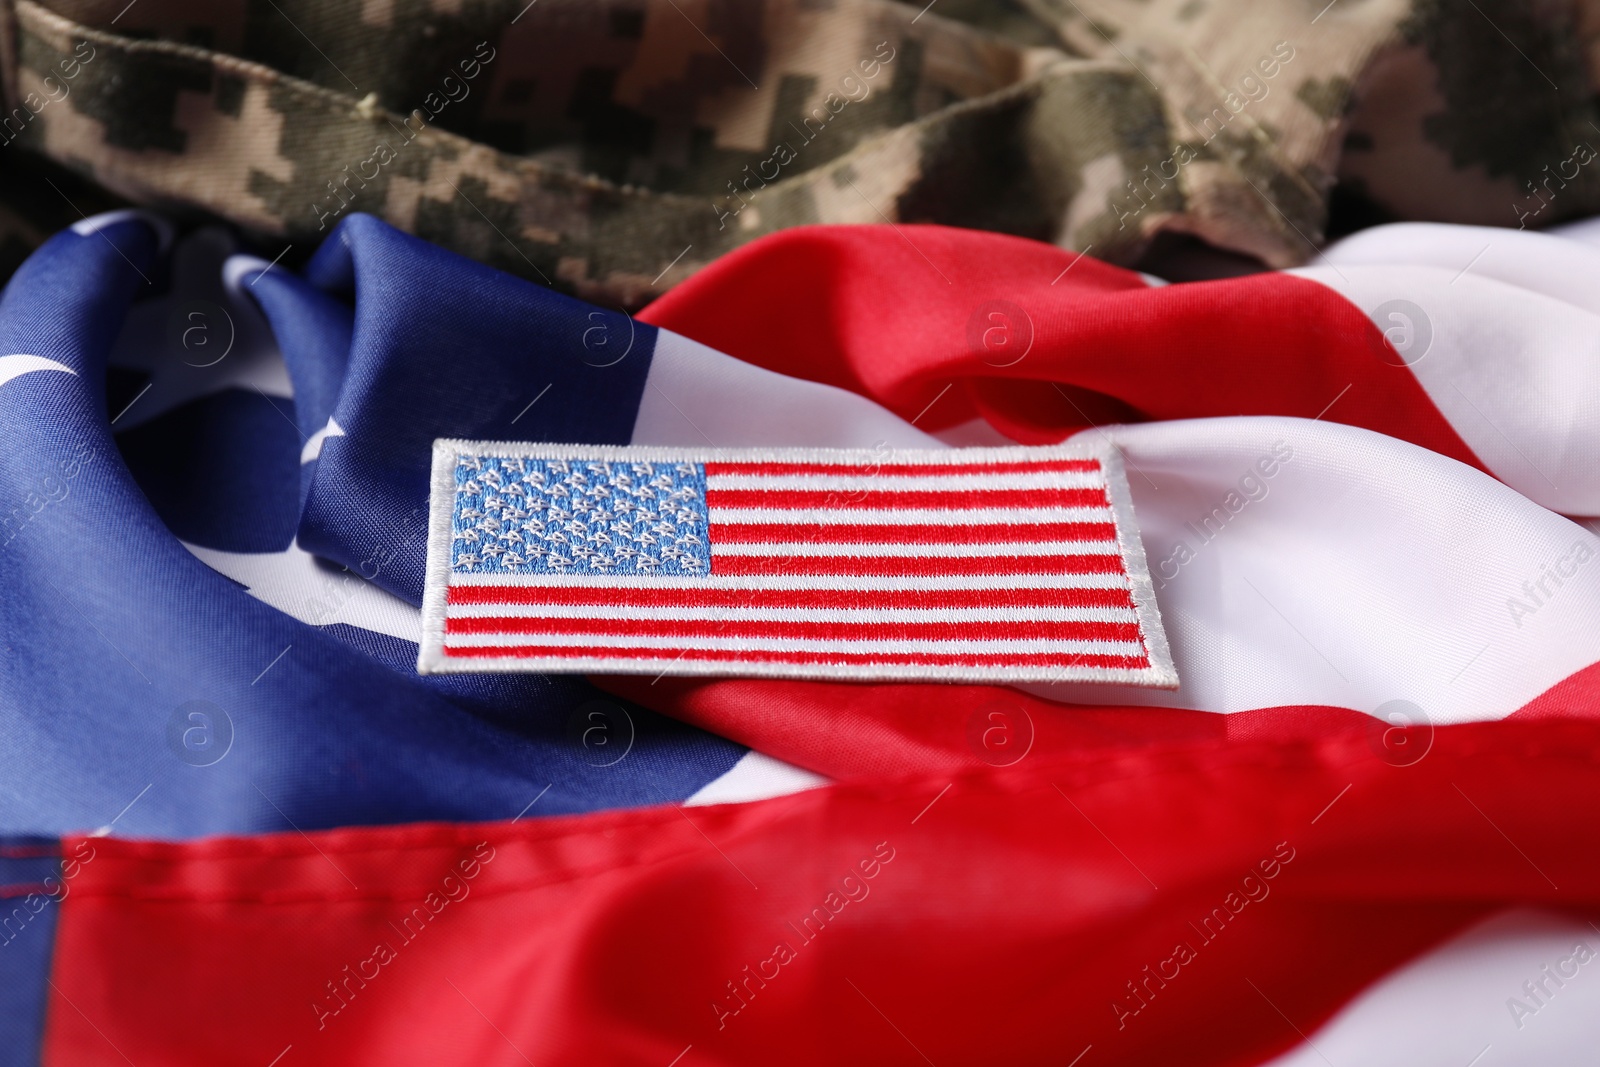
[419,439,1177,688]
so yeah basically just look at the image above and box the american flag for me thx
[419,441,1176,685]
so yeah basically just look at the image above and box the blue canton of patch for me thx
[450,455,711,577]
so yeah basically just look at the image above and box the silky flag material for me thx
[419,440,1176,685]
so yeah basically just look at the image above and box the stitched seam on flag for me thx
[29,760,1234,902]
[424,659,1166,685]
[60,731,1565,903]
[66,725,1578,882]
[1097,445,1178,688]
[429,441,1114,465]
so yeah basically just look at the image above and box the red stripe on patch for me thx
[710,521,1118,544]
[704,460,1102,477]
[704,487,1108,509]
[446,585,1134,610]
[444,616,1144,642]
[442,644,1151,669]
[710,553,1125,577]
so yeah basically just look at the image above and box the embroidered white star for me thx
[451,457,710,577]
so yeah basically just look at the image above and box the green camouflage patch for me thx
[0,0,1598,295]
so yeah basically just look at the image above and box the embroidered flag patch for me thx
[418,441,1176,686]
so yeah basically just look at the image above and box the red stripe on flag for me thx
[50,719,1600,1067]
[639,223,1487,466]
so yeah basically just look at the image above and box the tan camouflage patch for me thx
[1336,41,1525,227]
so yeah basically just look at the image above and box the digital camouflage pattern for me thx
[0,0,1598,301]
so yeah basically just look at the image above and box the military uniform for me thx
[1,0,1598,300]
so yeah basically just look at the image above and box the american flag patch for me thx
[418,441,1176,686]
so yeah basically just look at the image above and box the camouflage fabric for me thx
[1,0,1598,301]
[1024,0,1600,247]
